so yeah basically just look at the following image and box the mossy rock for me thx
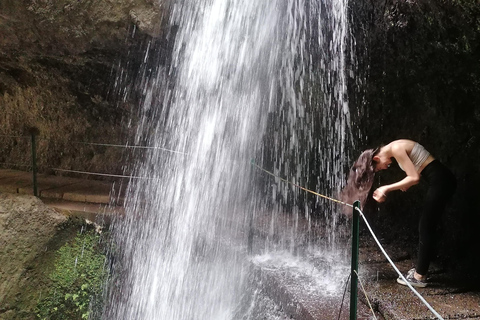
[0,193,107,319]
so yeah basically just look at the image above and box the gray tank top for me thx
[398,142,430,172]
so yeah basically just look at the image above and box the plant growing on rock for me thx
[36,229,108,320]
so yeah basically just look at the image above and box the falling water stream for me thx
[106,0,353,319]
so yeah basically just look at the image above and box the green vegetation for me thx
[36,230,108,320]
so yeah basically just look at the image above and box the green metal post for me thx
[31,132,38,197]
[350,200,360,320]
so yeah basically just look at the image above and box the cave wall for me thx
[0,0,170,178]
[350,0,480,279]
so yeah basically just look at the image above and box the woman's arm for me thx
[373,144,420,202]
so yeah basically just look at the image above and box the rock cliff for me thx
[0,193,68,318]
[0,0,170,177]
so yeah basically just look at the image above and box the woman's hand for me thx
[373,187,388,203]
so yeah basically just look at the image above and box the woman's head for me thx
[339,148,377,212]
[371,145,391,171]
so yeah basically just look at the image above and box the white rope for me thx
[355,207,444,320]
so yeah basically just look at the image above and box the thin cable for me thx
[51,168,156,179]
[337,273,351,320]
[0,162,32,168]
[251,160,353,208]
[1,134,189,155]
[355,207,444,320]
[354,270,378,320]
[71,141,188,155]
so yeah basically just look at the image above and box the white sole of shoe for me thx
[396,277,427,288]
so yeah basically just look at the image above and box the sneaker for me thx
[396,268,427,288]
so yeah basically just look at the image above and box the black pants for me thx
[416,160,456,275]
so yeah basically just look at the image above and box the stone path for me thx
[0,168,124,222]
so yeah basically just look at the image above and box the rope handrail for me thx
[355,206,445,320]
[51,168,155,180]
[251,160,353,208]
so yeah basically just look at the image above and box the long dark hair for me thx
[339,147,380,215]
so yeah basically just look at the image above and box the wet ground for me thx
[244,247,480,319]
[1,168,479,319]
[358,241,480,320]
[248,210,480,320]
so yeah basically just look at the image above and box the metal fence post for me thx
[350,200,360,320]
[30,131,38,197]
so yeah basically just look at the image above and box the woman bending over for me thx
[370,139,456,287]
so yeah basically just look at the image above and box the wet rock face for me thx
[0,1,171,176]
[0,0,164,56]
[0,193,68,316]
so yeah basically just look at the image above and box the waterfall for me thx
[105,0,352,318]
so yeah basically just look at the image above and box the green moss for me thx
[35,230,108,320]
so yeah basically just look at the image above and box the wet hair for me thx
[371,145,382,162]
[339,147,379,215]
